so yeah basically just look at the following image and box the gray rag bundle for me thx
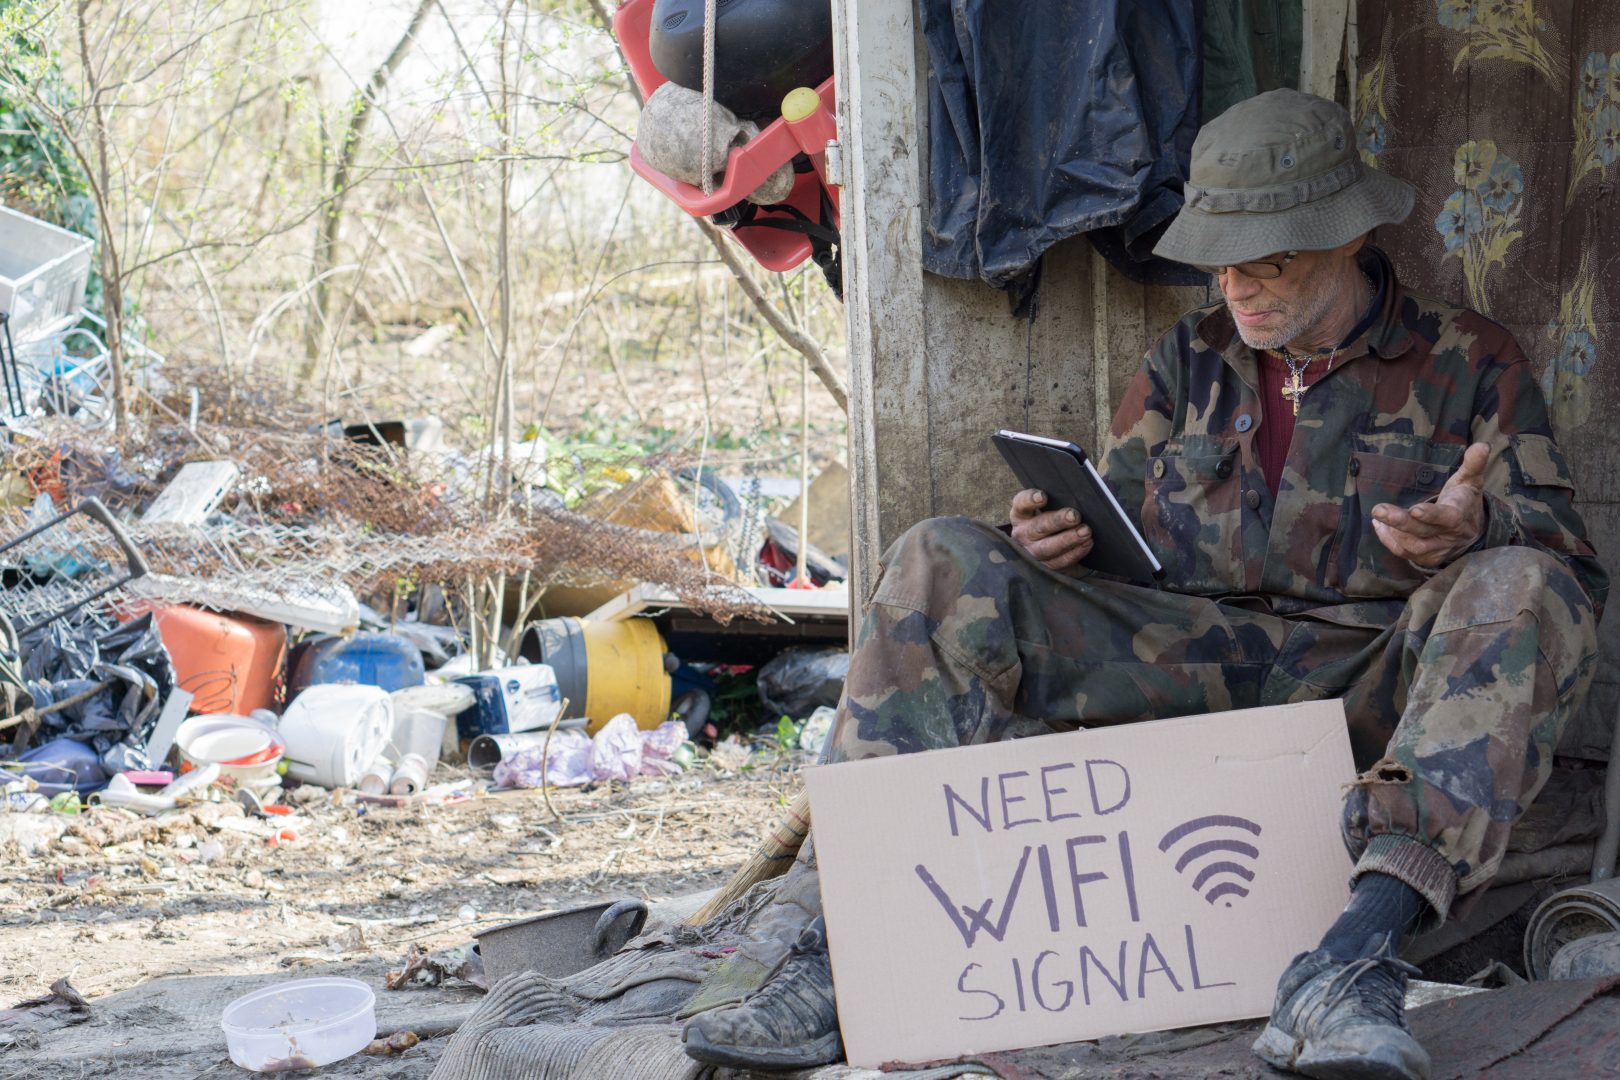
[635,82,795,206]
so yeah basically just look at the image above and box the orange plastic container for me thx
[125,603,287,715]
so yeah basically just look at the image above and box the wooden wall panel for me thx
[832,0,931,602]
[1024,239,1104,453]
[920,274,1039,525]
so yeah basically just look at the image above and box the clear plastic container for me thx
[220,977,376,1072]
[0,205,93,343]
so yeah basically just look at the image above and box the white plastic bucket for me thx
[392,682,474,763]
[388,705,448,765]
[278,684,394,789]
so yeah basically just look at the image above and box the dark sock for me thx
[1317,872,1427,962]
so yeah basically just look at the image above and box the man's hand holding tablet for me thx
[1009,487,1094,572]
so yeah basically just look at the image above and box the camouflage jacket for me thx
[1102,248,1608,625]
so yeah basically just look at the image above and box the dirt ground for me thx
[0,760,803,1078]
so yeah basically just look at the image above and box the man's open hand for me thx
[1010,489,1094,572]
[1371,441,1489,568]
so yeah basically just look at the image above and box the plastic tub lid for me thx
[287,683,391,708]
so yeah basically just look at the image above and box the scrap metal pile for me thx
[1,422,771,627]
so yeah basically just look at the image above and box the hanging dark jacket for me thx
[918,0,1203,289]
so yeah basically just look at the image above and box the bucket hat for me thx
[1154,88,1415,268]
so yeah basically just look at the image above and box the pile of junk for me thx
[0,446,853,1075]
[0,454,848,822]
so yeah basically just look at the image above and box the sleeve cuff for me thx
[1353,833,1458,932]
[1479,490,1524,550]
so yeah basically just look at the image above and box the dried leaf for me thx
[363,1030,420,1055]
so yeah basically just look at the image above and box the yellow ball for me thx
[781,87,821,123]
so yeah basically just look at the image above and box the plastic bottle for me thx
[389,753,430,796]
[358,758,393,795]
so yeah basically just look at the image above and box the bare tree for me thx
[583,0,847,413]
[73,0,130,430]
[300,0,434,375]
[0,0,848,472]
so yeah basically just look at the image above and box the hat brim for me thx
[1153,168,1416,268]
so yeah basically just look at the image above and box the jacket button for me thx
[1153,459,1166,479]
[1234,414,1253,433]
[1417,465,1435,485]
[1216,458,1234,479]
[1245,488,1261,510]
[1349,458,1360,476]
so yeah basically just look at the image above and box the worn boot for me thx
[677,843,826,1019]
[1252,935,1431,1080]
[682,916,843,1071]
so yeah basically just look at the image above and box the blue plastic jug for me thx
[288,633,426,694]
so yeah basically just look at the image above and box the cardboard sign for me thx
[805,700,1357,1068]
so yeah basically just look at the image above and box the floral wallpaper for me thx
[1354,24,1393,168]
[1543,252,1598,430]
[1434,0,1559,83]
[1357,0,1612,439]
[1570,50,1620,204]
[1354,0,1618,749]
[1434,141,1524,313]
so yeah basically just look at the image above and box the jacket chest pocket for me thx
[1143,445,1243,593]
[1339,448,1456,596]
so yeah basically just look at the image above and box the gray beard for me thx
[1235,316,1305,352]
[1228,268,1344,352]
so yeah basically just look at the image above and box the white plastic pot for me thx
[392,682,474,764]
[278,684,393,790]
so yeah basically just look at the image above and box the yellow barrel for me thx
[521,617,672,733]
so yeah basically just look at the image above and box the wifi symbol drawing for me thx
[1158,814,1263,908]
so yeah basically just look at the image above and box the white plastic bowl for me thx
[174,714,285,784]
[187,725,270,762]
[220,976,376,1072]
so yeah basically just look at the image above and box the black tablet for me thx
[992,430,1163,584]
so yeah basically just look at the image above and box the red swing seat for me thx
[613,0,839,273]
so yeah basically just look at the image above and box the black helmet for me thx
[648,0,833,122]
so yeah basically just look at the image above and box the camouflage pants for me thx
[830,517,1600,924]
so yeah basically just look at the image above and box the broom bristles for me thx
[689,789,811,924]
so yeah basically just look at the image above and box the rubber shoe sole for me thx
[682,1023,843,1072]
[1253,1019,1430,1080]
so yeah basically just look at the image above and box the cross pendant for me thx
[1286,371,1304,416]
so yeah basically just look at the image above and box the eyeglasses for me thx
[1196,251,1299,280]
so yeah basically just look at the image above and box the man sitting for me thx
[684,88,1605,1080]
